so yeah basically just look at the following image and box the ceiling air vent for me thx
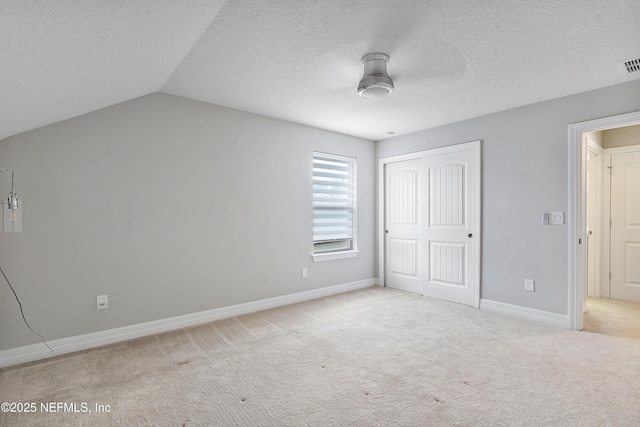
[622,57,640,74]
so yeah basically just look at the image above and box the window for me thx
[312,152,359,261]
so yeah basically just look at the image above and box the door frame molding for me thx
[378,140,482,308]
[568,110,640,330]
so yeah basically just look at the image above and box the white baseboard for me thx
[480,299,569,329]
[0,278,375,368]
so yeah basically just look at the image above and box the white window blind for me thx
[313,152,356,253]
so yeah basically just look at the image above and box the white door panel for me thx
[611,151,640,302]
[585,138,602,305]
[385,159,422,294]
[383,142,480,307]
[429,162,465,227]
[422,148,477,306]
[429,241,465,285]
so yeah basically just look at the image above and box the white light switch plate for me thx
[548,212,564,225]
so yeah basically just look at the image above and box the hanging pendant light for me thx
[2,169,21,232]
[357,52,394,99]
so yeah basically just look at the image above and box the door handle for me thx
[385,230,389,234]
[468,233,473,238]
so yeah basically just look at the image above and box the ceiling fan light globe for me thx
[357,79,394,99]
[357,52,393,99]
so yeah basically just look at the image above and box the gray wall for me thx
[377,79,640,315]
[0,93,375,350]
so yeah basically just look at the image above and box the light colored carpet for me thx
[584,297,640,339]
[1,286,640,426]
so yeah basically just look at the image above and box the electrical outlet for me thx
[524,279,535,292]
[97,295,108,310]
[302,268,308,278]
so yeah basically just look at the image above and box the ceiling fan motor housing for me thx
[358,52,394,99]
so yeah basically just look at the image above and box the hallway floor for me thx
[583,297,640,339]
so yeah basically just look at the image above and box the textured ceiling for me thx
[2,0,640,142]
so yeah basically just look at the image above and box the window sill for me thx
[312,250,360,263]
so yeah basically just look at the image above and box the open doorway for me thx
[582,125,640,338]
[568,111,640,332]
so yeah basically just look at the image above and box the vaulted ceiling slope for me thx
[2,0,640,142]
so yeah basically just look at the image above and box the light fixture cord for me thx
[0,263,53,354]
